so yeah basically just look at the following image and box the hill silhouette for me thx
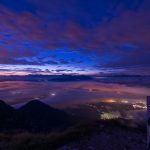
[0,100,70,132]
[0,100,15,130]
[0,100,14,118]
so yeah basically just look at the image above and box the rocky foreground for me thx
[58,123,146,150]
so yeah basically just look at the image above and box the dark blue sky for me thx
[0,0,149,75]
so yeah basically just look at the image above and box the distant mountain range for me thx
[0,75,93,82]
[0,100,70,132]
[0,74,149,83]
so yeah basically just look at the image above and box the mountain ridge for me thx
[0,100,70,132]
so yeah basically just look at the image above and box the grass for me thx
[0,121,99,150]
[0,119,146,150]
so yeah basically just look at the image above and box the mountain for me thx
[0,100,14,117]
[0,100,70,132]
[16,100,70,132]
[0,75,93,82]
[51,75,93,82]
[0,100,15,130]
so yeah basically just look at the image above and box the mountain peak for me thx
[0,100,14,124]
[0,100,70,132]
[0,99,8,105]
[17,100,69,132]
[19,100,54,111]
[0,100,14,110]
[24,100,48,106]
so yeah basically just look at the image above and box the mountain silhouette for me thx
[17,100,70,131]
[0,100,14,117]
[0,100,70,132]
[0,100,15,130]
[51,75,92,81]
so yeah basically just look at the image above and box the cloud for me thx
[55,69,72,72]
[0,0,149,75]
[1,0,148,51]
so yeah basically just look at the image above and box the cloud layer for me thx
[0,0,149,75]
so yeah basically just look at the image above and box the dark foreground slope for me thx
[0,120,146,150]
[58,121,146,150]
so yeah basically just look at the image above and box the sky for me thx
[0,0,150,75]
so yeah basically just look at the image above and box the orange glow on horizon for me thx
[101,99,117,103]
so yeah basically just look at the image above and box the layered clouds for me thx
[0,0,149,75]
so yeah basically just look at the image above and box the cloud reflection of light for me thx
[101,111,121,120]
[101,99,116,103]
